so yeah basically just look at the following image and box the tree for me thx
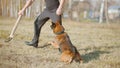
[0,0,2,15]
[99,0,109,23]
[99,0,105,23]
[105,0,109,23]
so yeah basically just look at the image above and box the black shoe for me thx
[25,41,38,48]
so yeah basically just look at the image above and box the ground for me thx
[0,17,120,68]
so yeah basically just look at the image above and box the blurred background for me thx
[0,0,120,23]
[0,1,120,67]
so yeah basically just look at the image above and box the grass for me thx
[0,17,120,68]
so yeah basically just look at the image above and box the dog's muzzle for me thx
[51,21,65,35]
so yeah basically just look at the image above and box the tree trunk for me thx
[99,0,105,23]
[105,0,109,23]
[0,0,2,16]
[68,0,72,20]
[1,0,4,16]
[10,0,13,17]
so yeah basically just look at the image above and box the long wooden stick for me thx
[5,15,22,42]
[9,15,22,38]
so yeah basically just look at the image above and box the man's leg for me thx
[25,11,49,48]
[50,13,62,25]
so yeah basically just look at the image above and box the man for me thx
[18,0,66,48]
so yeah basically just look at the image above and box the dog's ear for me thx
[50,22,56,29]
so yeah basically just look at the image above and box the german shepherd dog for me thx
[49,21,83,63]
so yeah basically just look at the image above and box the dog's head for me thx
[51,21,65,35]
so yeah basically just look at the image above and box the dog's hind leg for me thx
[60,51,74,64]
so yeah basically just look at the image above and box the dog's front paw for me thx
[48,41,59,48]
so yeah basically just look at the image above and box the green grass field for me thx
[0,17,120,68]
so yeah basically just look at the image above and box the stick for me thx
[5,15,22,42]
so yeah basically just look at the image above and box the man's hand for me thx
[56,8,63,16]
[18,0,34,16]
[18,9,24,16]
[56,0,65,16]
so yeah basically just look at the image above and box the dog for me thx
[49,21,83,63]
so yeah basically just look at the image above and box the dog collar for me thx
[55,30,64,35]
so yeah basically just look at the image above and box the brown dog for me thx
[49,21,82,63]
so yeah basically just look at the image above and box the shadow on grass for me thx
[37,43,51,48]
[82,50,110,63]
[80,45,120,63]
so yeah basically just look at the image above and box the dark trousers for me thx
[32,9,62,44]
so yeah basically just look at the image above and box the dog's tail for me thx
[74,47,83,63]
[74,51,82,63]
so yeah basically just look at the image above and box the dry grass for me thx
[0,17,120,68]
